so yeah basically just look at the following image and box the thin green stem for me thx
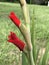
[19,0,35,65]
[28,50,35,65]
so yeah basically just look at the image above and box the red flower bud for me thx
[9,12,21,27]
[8,32,25,51]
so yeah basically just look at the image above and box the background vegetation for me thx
[0,2,49,65]
[0,0,48,5]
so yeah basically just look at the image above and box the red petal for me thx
[7,39,13,43]
[13,37,25,51]
[10,12,15,15]
[10,32,17,39]
[9,12,21,27]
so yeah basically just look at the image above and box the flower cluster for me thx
[8,12,25,51]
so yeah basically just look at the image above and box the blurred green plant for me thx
[0,2,49,65]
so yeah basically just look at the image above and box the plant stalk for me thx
[19,0,35,65]
[28,49,35,65]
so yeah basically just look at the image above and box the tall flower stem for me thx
[19,0,35,65]
[28,50,35,65]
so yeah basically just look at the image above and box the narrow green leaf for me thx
[36,47,40,62]
[22,53,28,65]
[41,41,49,65]
[31,10,37,63]
[38,41,49,65]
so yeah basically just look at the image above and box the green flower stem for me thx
[28,50,35,65]
[19,0,35,65]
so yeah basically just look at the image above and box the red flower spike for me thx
[9,12,21,27]
[8,32,25,51]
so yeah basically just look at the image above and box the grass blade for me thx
[38,41,49,65]
[31,10,37,63]
[22,53,29,65]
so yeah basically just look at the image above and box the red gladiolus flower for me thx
[8,32,25,51]
[9,12,21,27]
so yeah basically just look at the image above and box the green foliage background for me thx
[0,0,48,4]
[0,2,49,65]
